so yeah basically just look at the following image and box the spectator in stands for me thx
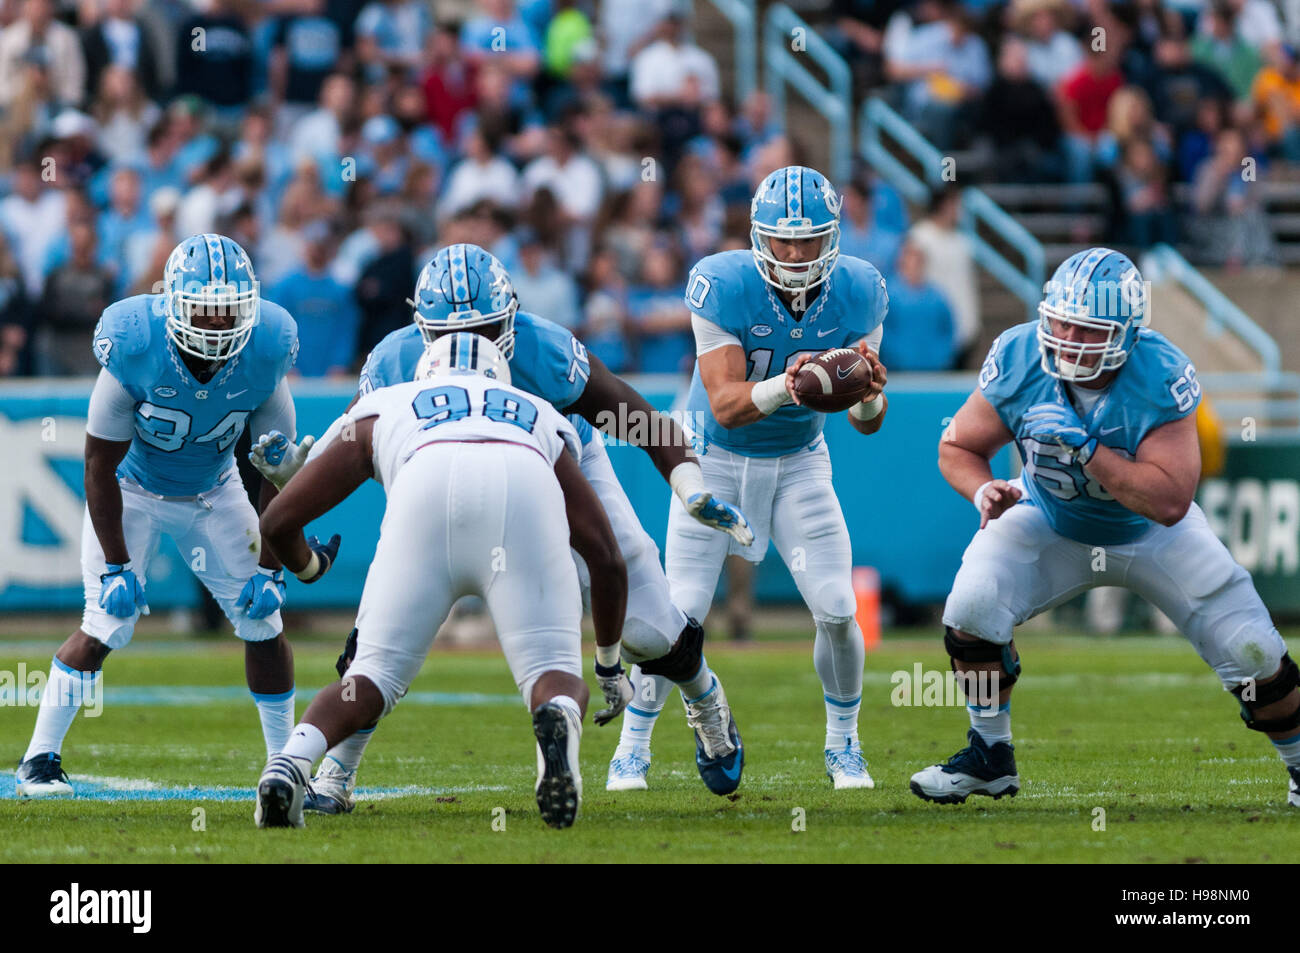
[1205,0,1283,51]
[80,0,162,104]
[1142,34,1232,142]
[1177,95,1227,181]
[1251,43,1300,160]
[671,153,725,268]
[630,11,720,171]
[97,166,150,294]
[0,48,56,171]
[598,179,664,282]
[886,0,991,150]
[1190,125,1276,267]
[598,0,674,105]
[513,228,581,330]
[354,204,415,354]
[174,0,254,122]
[878,241,956,371]
[1096,86,1172,172]
[0,232,32,377]
[0,156,67,300]
[978,36,1062,183]
[1011,0,1081,92]
[45,109,105,190]
[269,0,345,138]
[421,22,477,144]
[907,186,979,367]
[39,219,113,375]
[124,185,179,295]
[0,0,86,111]
[176,149,239,238]
[522,118,604,228]
[90,64,160,167]
[1191,1,1262,101]
[356,114,411,196]
[581,246,630,373]
[461,0,541,91]
[1057,44,1125,183]
[270,220,359,378]
[826,0,909,94]
[288,72,354,165]
[839,177,902,272]
[1109,139,1179,247]
[627,241,692,375]
[136,114,183,197]
[355,0,430,82]
[438,126,521,222]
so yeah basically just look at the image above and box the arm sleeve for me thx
[85,368,137,442]
[861,323,884,354]
[249,376,297,443]
[692,314,743,356]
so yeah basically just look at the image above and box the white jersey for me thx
[322,375,582,490]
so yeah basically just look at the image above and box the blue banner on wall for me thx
[0,375,1009,614]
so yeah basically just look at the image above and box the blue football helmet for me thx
[750,165,842,292]
[415,331,512,385]
[410,244,518,359]
[1037,247,1148,383]
[162,233,260,361]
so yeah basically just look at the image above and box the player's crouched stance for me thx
[16,234,309,797]
[253,334,629,829]
[909,248,1300,808]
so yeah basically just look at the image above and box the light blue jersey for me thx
[357,310,596,444]
[684,249,889,457]
[93,294,299,496]
[980,322,1201,545]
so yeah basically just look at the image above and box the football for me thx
[792,348,873,412]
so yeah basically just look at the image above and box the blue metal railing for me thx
[705,0,757,106]
[762,4,853,183]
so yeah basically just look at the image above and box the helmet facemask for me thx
[166,279,260,362]
[750,220,840,293]
[411,294,518,360]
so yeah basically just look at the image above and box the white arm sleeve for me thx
[85,368,138,442]
[692,314,744,356]
[249,377,296,444]
[862,324,884,354]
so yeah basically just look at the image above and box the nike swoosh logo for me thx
[227,389,248,399]
[720,757,743,781]
[817,327,839,337]
[836,362,861,380]
[1099,425,1122,435]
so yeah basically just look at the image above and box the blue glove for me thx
[99,562,148,618]
[685,492,756,546]
[295,533,341,584]
[1023,401,1097,464]
[239,567,286,619]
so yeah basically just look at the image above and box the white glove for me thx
[593,661,635,727]
[249,430,315,490]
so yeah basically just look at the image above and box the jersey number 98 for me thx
[413,386,538,434]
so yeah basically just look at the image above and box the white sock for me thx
[322,726,374,774]
[280,721,328,764]
[23,658,100,762]
[969,702,1012,745]
[824,693,861,749]
[1272,731,1300,769]
[677,660,715,701]
[547,693,582,727]
[616,665,671,753]
[251,688,295,758]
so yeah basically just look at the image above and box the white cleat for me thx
[533,701,582,829]
[825,740,875,790]
[15,752,74,798]
[303,757,356,814]
[255,754,309,828]
[606,748,651,791]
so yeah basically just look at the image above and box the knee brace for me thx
[1231,653,1300,733]
[637,617,705,683]
[944,626,1020,689]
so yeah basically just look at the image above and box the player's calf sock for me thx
[544,694,583,726]
[813,618,865,745]
[616,666,671,752]
[22,659,100,762]
[969,702,1012,746]
[824,693,861,749]
[251,688,296,758]
[1271,730,1300,770]
[280,722,328,765]
[674,659,716,701]
[322,726,374,774]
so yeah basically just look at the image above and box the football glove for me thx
[295,533,341,584]
[335,627,359,678]
[98,561,148,618]
[1023,401,1098,465]
[249,430,315,490]
[593,660,634,727]
[685,492,755,546]
[239,567,286,619]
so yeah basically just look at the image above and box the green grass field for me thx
[2,629,1297,863]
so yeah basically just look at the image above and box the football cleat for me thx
[825,740,875,790]
[606,748,651,791]
[909,729,1020,805]
[685,678,744,795]
[1289,766,1300,808]
[15,752,73,798]
[533,702,582,829]
[255,754,309,828]
[303,757,356,815]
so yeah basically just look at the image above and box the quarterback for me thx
[910,247,1300,807]
[254,333,627,829]
[611,165,891,790]
[16,234,319,797]
[253,243,753,810]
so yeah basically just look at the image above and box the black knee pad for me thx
[1231,653,1300,732]
[638,617,705,683]
[336,627,359,678]
[943,626,1020,688]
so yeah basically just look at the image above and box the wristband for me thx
[751,374,793,416]
[849,394,884,421]
[972,480,995,513]
[668,461,706,507]
[595,642,622,670]
[293,551,321,582]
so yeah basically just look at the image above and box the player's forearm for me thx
[256,478,284,571]
[85,468,129,565]
[848,395,888,436]
[1084,447,1193,526]
[709,381,771,429]
[939,441,995,503]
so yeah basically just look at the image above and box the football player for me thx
[15,234,321,798]
[909,247,1300,807]
[618,165,891,790]
[251,243,752,807]
[254,333,628,829]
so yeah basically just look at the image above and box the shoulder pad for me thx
[252,299,299,376]
[92,295,157,374]
[684,251,747,329]
[1131,328,1201,420]
[836,256,889,332]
